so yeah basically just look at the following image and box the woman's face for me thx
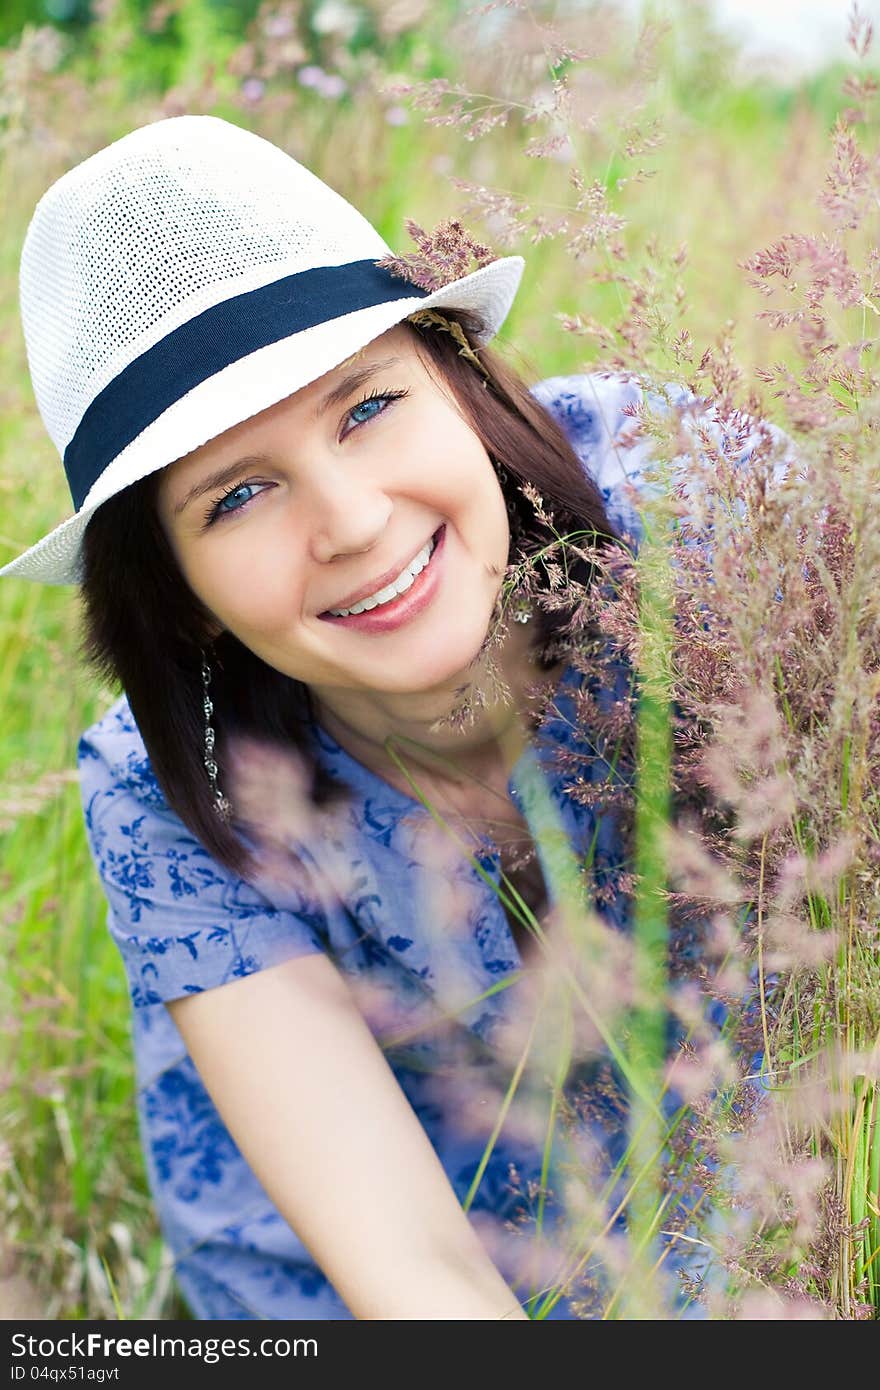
[156,324,511,699]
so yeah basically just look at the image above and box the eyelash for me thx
[202,387,410,528]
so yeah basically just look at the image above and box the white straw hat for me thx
[1,114,524,586]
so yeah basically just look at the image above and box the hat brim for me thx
[0,255,524,586]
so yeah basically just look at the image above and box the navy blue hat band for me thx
[63,258,429,512]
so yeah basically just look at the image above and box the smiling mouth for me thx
[317,525,446,632]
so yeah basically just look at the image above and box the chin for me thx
[367,623,493,695]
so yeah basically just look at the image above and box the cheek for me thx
[176,539,303,636]
[459,458,509,555]
[419,422,506,535]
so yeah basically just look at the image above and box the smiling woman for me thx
[1,115,670,1321]
[78,297,621,887]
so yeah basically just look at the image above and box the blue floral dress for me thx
[77,371,763,1320]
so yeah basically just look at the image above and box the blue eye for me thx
[342,387,409,438]
[204,481,267,527]
[217,483,259,515]
[349,397,385,425]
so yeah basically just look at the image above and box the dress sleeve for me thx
[77,699,328,1010]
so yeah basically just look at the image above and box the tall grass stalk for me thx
[620,524,674,1317]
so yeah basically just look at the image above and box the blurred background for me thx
[0,0,876,1319]
[0,0,867,72]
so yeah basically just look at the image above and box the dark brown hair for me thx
[79,309,626,876]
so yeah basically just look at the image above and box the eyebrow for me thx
[313,355,402,419]
[172,457,268,517]
[172,356,403,518]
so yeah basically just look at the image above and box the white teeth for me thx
[328,535,435,617]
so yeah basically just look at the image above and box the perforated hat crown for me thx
[1,114,524,585]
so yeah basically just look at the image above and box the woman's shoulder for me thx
[77,693,328,1008]
[528,368,694,466]
[76,693,201,907]
[529,369,664,541]
[78,691,169,812]
[529,368,794,529]
[529,367,645,432]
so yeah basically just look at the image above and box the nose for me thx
[302,461,393,565]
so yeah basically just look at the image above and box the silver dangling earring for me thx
[201,650,232,822]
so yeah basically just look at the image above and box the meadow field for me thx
[1,0,878,1319]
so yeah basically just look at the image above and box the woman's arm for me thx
[167,952,529,1320]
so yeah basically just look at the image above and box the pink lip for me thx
[317,525,446,635]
